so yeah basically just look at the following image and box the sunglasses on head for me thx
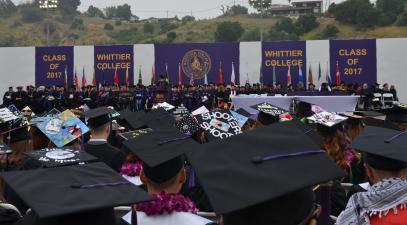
[298,204,322,225]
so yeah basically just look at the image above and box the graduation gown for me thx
[123,211,216,225]
[84,140,125,172]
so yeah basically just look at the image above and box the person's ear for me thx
[140,169,147,185]
[179,168,186,184]
[308,219,317,225]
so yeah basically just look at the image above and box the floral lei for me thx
[136,192,198,216]
[120,162,143,177]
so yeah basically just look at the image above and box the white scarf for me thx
[336,178,407,225]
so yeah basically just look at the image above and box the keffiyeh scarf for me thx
[336,178,407,225]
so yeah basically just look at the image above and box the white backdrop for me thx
[0,39,406,103]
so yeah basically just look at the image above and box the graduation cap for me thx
[0,107,19,123]
[354,111,385,120]
[7,104,21,117]
[186,122,345,215]
[25,147,97,168]
[296,101,314,118]
[291,118,323,145]
[48,108,61,116]
[139,108,176,130]
[192,106,209,116]
[122,125,198,184]
[36,110,90,148]
[350,126,407,171]
[152,102,175,111]
[81,107,114,128]
[118,109,147,130]
[380,103,407,123]
[118,128,153,141]
[235,108,251,118]
[363,117,401,131]
[308,111,347,127]
[175,115,201,134]
[230,110,249,127]
[173,104,190,119]
[195,109,242,141]
[1,162,153,224]
[251,102,288,117]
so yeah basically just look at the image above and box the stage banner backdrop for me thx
[154,43,240,85]
[330,39,377,85]
[35,46,74,87]
[94,45,134,85]
[262,41,306,86]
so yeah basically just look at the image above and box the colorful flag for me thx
[114,66,120,86]
[318,62,322,84]
[231,61,236,86]
[125,66,130,87]
[259,63,264,84]
[73,67,79,90]
[245,73,250,84]
[287,65,292,86]
[151,65,155,85]
[138,66,142,85]
[64,65,68,90]
[178,62,183,85]
[92,69,96,87]
[335,61,341,85]
[272,65,277,86]
[82,67,86,89]
[298,64,304,84]
[308,64,313,85]
[326,62,332,85]
[164,63,170,84]
[218,61,224,85]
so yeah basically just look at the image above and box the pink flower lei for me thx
[120,162,143,177]
[136,192,198,216]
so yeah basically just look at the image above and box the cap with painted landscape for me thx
[186,122,345,217]
[1,162,153,225]
[350,125,407,171]
[122,124,198,184]
[230,110,249,128]
[81,107,114,128]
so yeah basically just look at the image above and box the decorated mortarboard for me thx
[175,115,201,134]
[152,102,175,111]
[0,107,19,123]
[118,109,147,130]
[36,110,89,148]
[22,106,34,116]
[81,107,114,128]
[48,108,62,116]
[7,104,21,117]
[186,122,345,214]
[195,109,242,141]
[192,106,209,116]
[340,112,364,119]
[250,102,288,117]
[1,162,153,221]
[173,104,190,119]
[118,128,153,141]
[25,148,97,168]
[350,126,407,171]
[122,125,197,184]
[307,111,347,127]
[230,110,249,127]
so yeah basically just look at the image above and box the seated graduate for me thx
[121,123,216,225]
[185,122,345,225]
[337,126,407,225]
[4,162,152,225]
[82,107,125,172]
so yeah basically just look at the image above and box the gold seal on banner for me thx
[182,49,211,80]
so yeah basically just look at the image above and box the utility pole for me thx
[39,0,58,46]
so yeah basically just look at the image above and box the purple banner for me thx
[35,46,74,88]
[330,39,377,85]
[262,41,306,86]
[154,43,240,85]
[94,45,134,85]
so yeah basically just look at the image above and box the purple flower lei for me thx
[136,192,198,216]
[120,162,143,177]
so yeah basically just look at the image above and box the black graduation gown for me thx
[84,141,125,172]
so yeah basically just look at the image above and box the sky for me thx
[12,0,358,19]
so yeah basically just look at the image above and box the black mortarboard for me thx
[25,148,97,168]
[81,107,114,128]
[292,118,323,145]
[122,126,197,184]
[1,162,152,221]
[186,122,345,214]
[364,117,401,131]
[296,101,314,118]
[380,104,407,123]
[139,108,176,130]
[354,111,385,119]
[118,109,147,130]
[195,109,242,141]
[350,126,407,171]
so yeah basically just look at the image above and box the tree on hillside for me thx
[116,4,132,21]
[21,6,44,23]
[226,5,249,15]
[295,14,319,34]
[397,10,407,26]
[86,5,104,18]
[376,0,404,25]
[356,3,380,27]
[328,0,379,27]
[248,0,272,13]
[214,21,244,42]
[182,15,195,24]
[165,32,177,43]
[143,22,155,34]
[275,17,296,33]
[321,25,339,39]
[104,6,116,19]
[241,27,261,41]
[0,0,17,17]
[59,0,80,16]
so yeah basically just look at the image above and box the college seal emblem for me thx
[181,49,211,80]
